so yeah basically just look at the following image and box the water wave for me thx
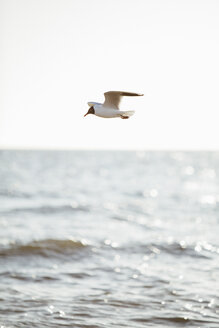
[0,271,60,282]
[118,241,217,259]
[0,189,32,199]
[131,316,219,325]
[0,238,89,258]
[0,204,89,215]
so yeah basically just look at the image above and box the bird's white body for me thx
[85,91,143,119]
[93,103,134,119]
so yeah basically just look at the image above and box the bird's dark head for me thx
[84,106,95,117]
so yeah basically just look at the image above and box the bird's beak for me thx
[84,112,89,117]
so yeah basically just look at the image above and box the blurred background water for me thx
[0,150,219,327]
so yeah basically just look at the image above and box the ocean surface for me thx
[0,150,219,328]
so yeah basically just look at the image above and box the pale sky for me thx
[0,0,219,150]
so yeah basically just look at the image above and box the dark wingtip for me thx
[122,92,144,97]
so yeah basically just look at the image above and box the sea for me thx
[0,150,219,328]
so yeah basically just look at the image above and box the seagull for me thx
[84,91,144,119]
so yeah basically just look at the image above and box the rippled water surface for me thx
[0,150,219,327]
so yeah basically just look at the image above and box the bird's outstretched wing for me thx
[103,91,143,110]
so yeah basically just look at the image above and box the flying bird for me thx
[84,91,144,119]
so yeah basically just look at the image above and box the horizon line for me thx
[0,147,219,152]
